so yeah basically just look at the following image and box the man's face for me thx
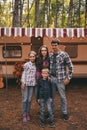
[51,43,59,52]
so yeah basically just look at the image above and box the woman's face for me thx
[41,47,48,57]
[29,53,36,63]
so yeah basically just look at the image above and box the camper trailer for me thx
[0,28,87,81]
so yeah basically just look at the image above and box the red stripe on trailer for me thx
[74,28,77,37]
[11,28,14,36]
[53,28,56,37]
[63,29,67,37]
[84,28,87,36]
[43,29,46,37]
[32,28,35,36]
[1,28,4,37]
[22,28,25,36]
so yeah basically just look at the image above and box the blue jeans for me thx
[21,86,37,115]
[51,81,56,113]
[40,98,54,122]
[51,76,67,114]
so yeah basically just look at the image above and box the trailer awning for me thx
[0,28,87,38]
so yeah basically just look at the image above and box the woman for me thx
[21,51,37,122]
[35,45,50,83]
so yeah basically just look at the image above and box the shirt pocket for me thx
[50,60,54,67]
[56,57,64,64]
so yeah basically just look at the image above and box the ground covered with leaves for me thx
[0,78,87,130]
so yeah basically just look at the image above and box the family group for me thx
[21,39,73,128]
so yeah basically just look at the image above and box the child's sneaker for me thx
[40,121,45,128]
[26,114,30,121]
[22,115,27,122]
[50,122,55,128]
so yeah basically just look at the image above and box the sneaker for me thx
[50,122,55,128]
[62,114,68,120]
[22,115,27,122]
[40,121,45,128]
[26,114,30,121]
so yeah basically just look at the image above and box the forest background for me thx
[0,0,87,28]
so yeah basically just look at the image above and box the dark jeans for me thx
[51,81,56,113]
[40,98,54,122]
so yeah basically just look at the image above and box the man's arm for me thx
[65,52,74,79]
[64,52,74,85]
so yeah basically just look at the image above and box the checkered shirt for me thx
[21,61,36,86]
[49,51,73,82]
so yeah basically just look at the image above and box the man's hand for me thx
[37,99,40,104]
[64,78,70,86]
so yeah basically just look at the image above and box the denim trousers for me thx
[40,98,54,122]
[51,76,67,114]
[21,86,37,115]
[51,81,56,114]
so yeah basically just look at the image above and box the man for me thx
[49,39,73,120]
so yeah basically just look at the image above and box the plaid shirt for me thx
[49,51,73,82]
[21,61,36,86]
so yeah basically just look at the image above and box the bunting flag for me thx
[0,28,87,37]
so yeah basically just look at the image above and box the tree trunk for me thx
[12,0,20,27]
[35,0,40,27]
[85,0,87,27]
[62,0,64,27]
[44,0,48,27]
[78,0,81,27]
[54,0,58,27]
[42,0,46,27]
[27,0,30,27]
[12,0,24,27]
[47,0,51,27]
[68,0,73,27]
[20,0,25,27]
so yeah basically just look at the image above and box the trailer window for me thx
[2,45,22,58]
[65,45,78,58]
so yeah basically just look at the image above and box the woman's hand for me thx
[21,83,26,89]
[50,98,52,102]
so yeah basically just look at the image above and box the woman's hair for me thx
[35,45,49,71]
[28,51,37,57]
[38,45,49,58]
